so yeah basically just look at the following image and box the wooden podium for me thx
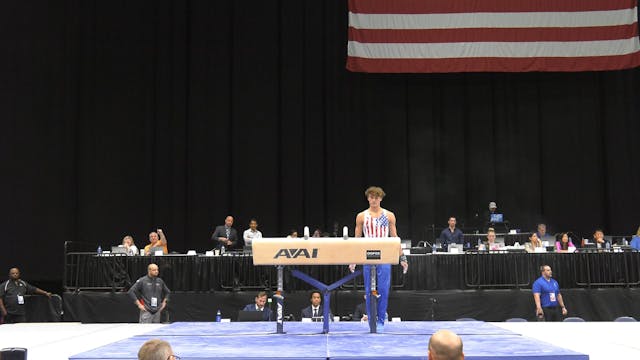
[252,237,401,333]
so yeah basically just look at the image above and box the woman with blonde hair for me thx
[630,226,640,250]
[122,235,138,256]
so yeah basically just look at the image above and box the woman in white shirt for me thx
[122,235,138,256]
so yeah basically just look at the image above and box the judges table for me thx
[64,251,640,292]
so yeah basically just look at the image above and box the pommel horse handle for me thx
[251,237,402,266]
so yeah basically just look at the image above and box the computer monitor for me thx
[490,213,504,223]
[237,310,267,322]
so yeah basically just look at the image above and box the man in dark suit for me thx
[211,215,240,250]
[300,290,332,321]
[241,291,272,321]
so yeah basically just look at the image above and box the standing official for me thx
[128,263,170,323]
[211,216,239,249]
[242,219,262,249]
[533,265,567,321]
[0,268,52,323]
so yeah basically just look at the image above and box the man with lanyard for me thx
[128,263,170,323]
[350,186,408,332]
[0,267,52,323]
[533,264,567,321]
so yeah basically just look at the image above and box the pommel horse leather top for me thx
[252,237,401,265]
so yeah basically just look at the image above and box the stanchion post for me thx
[275,265,285,334]
[369,264,378,333]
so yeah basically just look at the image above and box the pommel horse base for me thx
[252,237,401,334]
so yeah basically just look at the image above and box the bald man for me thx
[138,339,177,360]
[128,263,170,323]
[0,268,52,323]
[428,329,464,360]
[211,215,239,250]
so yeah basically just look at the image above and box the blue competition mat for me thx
[144,321,516,336]
[70,322,589,360]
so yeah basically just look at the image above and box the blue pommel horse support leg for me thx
[289,269,362,333]
[251,236,402,334]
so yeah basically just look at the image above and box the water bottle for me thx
[97,245,102,254]
[215,309,221,322]
[221,245,226,255]
[623,237,628,246]
[606,241,611,250]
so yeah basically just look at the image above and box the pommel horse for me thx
[252,236,401,333]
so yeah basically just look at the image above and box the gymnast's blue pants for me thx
[363,264,391,324]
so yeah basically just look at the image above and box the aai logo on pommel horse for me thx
[273,248,319,259]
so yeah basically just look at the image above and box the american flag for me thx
[365,212,389,238]
[347,0,640,73]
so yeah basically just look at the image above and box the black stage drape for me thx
[61,289,640,323]
[2,1,640,282]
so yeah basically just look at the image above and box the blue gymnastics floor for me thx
[70,321,589,360]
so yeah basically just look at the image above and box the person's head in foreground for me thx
[428,329,464,360]
[138,339,179,360]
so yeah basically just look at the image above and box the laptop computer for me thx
[111,246,128,254]
[490,213,504,223]
[237,310,267,322]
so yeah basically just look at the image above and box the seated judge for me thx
[144,229,168,255]
[439,217,464,251]
[301,290,332,321]
[481,228,501,251]
[592,229,609,249]
[555,232,575,252]
[241,291,272,321]
[122,235,138,256]
[353,295,367,321]
[525,232,544,253]
[535,223,553,240]
[631,226,640,250]
[353,294,388,322]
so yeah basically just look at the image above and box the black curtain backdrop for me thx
[2,1,640,282]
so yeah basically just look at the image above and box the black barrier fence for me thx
[64,249,640,292]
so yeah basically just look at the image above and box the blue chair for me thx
[614,316,637,322]
[563,317,585,322]
[505,318,527,322]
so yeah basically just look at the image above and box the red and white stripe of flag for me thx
[347,0,640,73]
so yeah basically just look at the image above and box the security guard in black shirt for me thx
[0,268,52,323]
